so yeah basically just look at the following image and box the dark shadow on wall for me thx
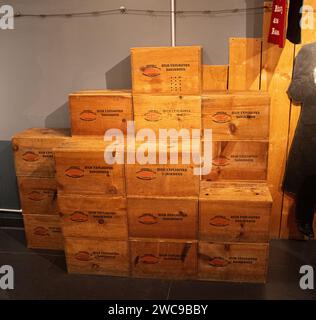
[0,141,20,210]
[245,0,265,38]
[105,56,132,90]
[45,102,70,128]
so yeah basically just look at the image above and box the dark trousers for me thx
[296,175,316,225]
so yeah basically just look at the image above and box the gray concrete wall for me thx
[0,0,265,209]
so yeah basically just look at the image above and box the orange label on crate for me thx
[22,151,40,162]
[75,251,93,261]
[80,110,97,122]
[208,257,230,268]
[144,110,162,122]
[212,156,230,167]
[139,254,159,264]
[140,65,161,77]
[136,168,156,180]
[212,112,232,123]
[33,226,49,236]
[65,167,84,178]
[209,216,230,227]
[70,211,89,223]
[138,214,158,225]
[27,191,46,201]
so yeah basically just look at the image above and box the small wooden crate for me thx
[133,94,201,133]
[23,214,63,250]
[202,92,270,140]
[58,194,128,239]
[131,46,202,95]
[12,128,70,177]
[54,138,125,196]
[130,238,197,279]
[198,241,269,283]
[69,90,133,136]
[127,196,198,239]
[202,140,269,181]
[64,237,129,276]
[18,177,57,215]
[199,182,272,242]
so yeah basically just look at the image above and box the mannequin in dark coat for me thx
[283,43,316,239]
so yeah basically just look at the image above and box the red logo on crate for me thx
[33,226,49,236]
[140,65,161,77]
[27,191,46,201]
[144,110,162,122]
[208,257,230,268]
[70,211,89,223]
[79,110,97,122]
[209,216,230,227]
[136,168,157,180]
[211,112,232,124]
[212,156,230,167]
[138,214,158,225]
[22,151,40,162]
[139,254,159,264]
[75,251,93,261]
[65,166,84,178]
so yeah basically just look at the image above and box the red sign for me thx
[268,0,287,48]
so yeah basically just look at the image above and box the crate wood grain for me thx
[198,241,269,283]
[130,238,197,279]
[58,194,128,239]
[199,182,272,242]
[18,177,58,215]
[228,38,262,91]
[12,128,70,177]
[64,237,129,276]
[131,46,202,95]
[69,90,133,136]
[133,94,201,133]
[202,140,268,181]
[23,214,64,250]
[127,196,198,239]
[202,65,228,92]
[54,138,125,196]
[202,92,270,140]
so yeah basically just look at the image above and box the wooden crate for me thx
[64,237,129,276]
[127,196,198,239]
[202,65,228,92]
[54,138,125,196]
[12,128,70,177]
[198,241,269,283]
[23,214,64,250]
[69,90,133,136]
[130,238,197,279]
[58,194,128,239]
[133,94,201,133]
[199,182,272,242]
[125,139,200,197]
[202,140,269,181]
[202,92,270,140]
[131,46,202,95]
[18,177,57,215]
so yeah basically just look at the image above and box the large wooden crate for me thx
[202,140,269,181]
[202,92,270,140]
[12,128,70,177]
[54,138,125,196]
[23,214,63,250]
[198,241,269,283]
[18,177,57,215]
[64,237,129,276]
[125,140,200,197]
[199,182,272,242]
[58,194,128,239]
[69,90,133,136]
[130,238,197,279]
[131,46,202,95]
[127,196,198,239]
[133,94,201,133]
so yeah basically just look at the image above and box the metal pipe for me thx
[171,0,176,46]
[0,208,22,213]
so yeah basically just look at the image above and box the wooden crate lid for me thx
[200,181,272,203]
[69,89,131,97]
[12,128,70,141]
[131,45,202,52]
[127,195,198,201]
[129,237,198,244]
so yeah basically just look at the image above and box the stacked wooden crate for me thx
[12,128,70,250]
[55,91,133,276]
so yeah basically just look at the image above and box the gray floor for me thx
[0,227,315,300]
